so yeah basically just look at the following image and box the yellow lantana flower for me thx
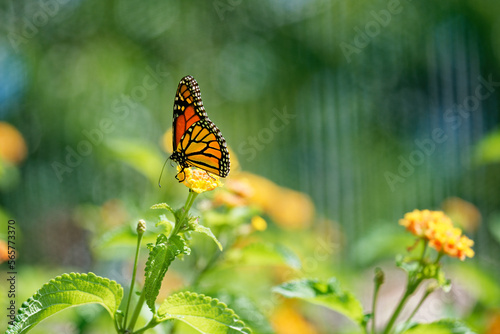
[399,209,474,261]
[179,167,222,193]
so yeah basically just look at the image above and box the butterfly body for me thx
[169,75,230,182]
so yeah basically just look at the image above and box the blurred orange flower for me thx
[399,209,474,260]
[487,310,500,334]
[0,122,27,165]
[271,302,318,334]
[217,172,314,230]
[179,166,222,193]
[442,197,481,233]
[0,240,9,263]
[155,270,186,301]
[101,199,129,228]
[214,176,254,207]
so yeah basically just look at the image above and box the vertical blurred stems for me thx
[123,220,146,331]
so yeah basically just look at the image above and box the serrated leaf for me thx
[151,203,176,215]
[157,291,252,334]
[192,223,223,251]
[6,272,123,334]
[144,234,190,311]
[403,319,476,334]
[273,278,364,325]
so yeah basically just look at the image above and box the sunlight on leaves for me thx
[144,234,190,311]
[6,273,123,334]
[273,278,364,325]
[157,291,252,334]
[403,319,476,334]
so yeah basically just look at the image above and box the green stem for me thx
[114,315,121,333]
[371,284,380,334]
[124,229,144,329]
[434,251,444,264]
[171,190,198,238]
[405,288,432,324]
[383,241,428,334]
[382,288,412,334]
[127,289,146,331]
[371,267,384,334]
[133,317,159,334]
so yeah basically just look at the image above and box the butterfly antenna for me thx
[158,158,170,188]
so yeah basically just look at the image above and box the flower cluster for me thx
[399,209,474,261]
[179,167,222,193]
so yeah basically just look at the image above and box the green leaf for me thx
[191,223,223,251]
[212,293,273,334]
[144,234,190,311]
[151,202,176,215]
[273,278,364,325]
[156,214,175,236]
[157,291,252,334]
[226,243,301,269]
[449,262,500,307]
[474,130,500,165]
[6,272,123,334]
[105,139,166,184]
[403,319,476,334]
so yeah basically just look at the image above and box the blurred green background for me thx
[2,0,500,333]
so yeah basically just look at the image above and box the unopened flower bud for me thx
[374,267,385,286]
[137,220,147,234]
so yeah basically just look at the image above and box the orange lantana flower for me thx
[399,209,474,261]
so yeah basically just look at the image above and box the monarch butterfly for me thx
[169,75,230,182]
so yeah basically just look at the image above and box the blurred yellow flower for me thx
[162,128,174,154]
[271,302,318,334]
[267,188,314,229]
[399,209,474,260]
[251,215,267,231]
[0,122,27,165]
[179,166,222,193]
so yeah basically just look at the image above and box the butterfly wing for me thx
[170,75,230,180]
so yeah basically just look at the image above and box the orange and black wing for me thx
[170,75,230,180]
